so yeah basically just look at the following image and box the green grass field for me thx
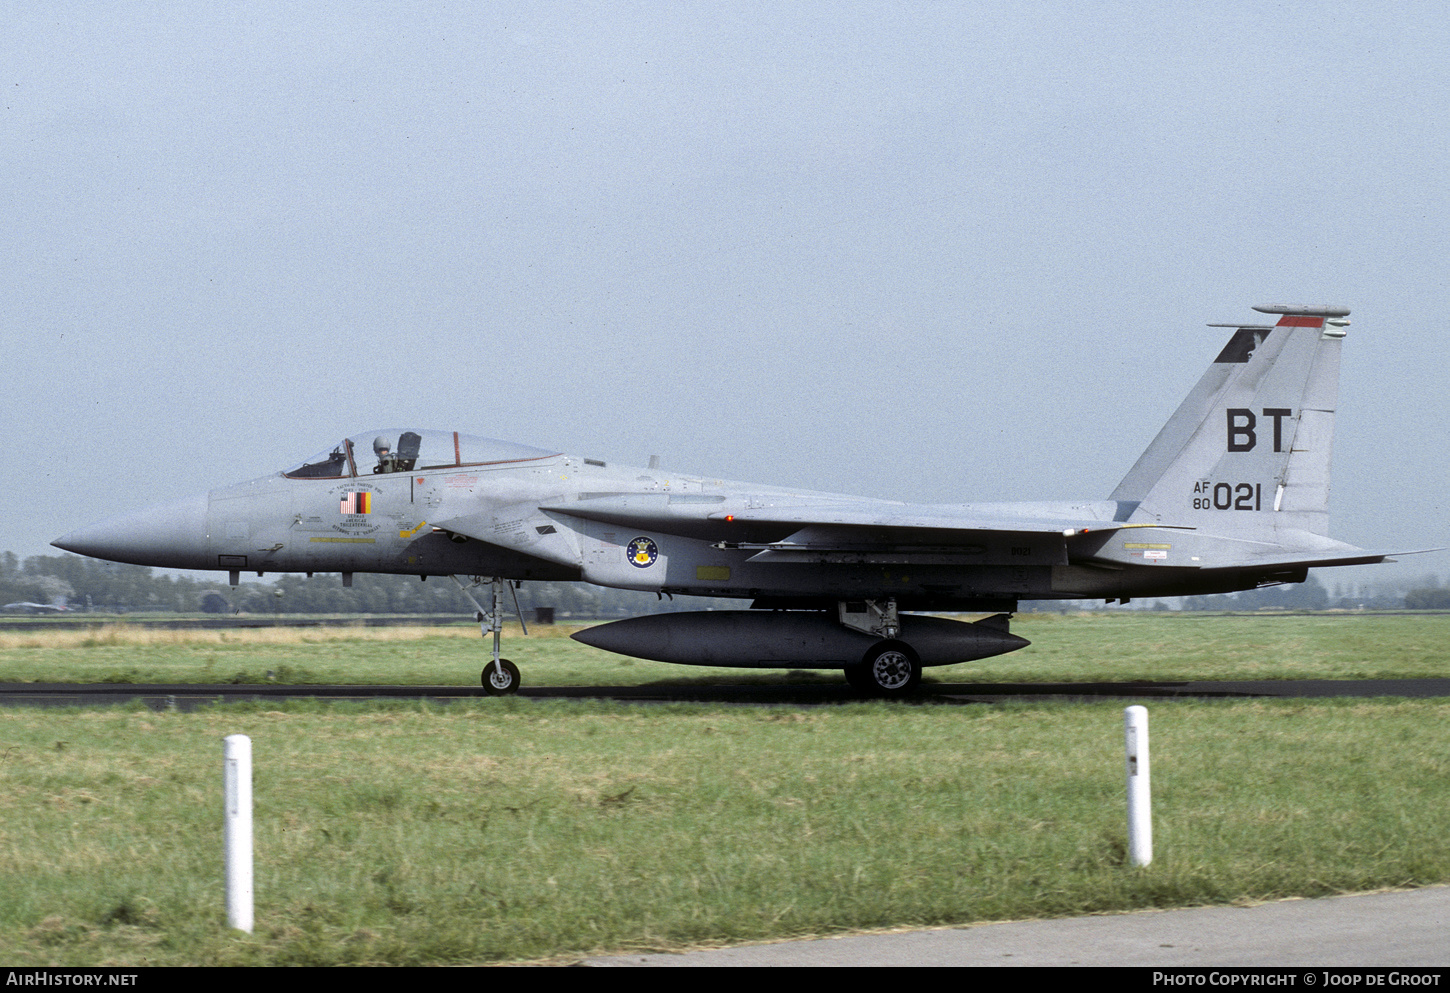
[0,613,1447,965]
[3,611,1447,685]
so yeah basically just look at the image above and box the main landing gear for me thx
[451,576,527,696]
[838,598,923,697]
[845,641,923,696]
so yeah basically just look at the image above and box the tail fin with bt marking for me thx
[1110,304,1349,539]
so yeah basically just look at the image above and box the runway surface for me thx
[2,677,1449,709]
[581,886,1450,967]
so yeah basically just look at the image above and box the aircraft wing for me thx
[712,513,1153,566]
[542,494,1131,538]
[539,494,1431,573]
[705,506,1128,536]
[540,495,1150,567]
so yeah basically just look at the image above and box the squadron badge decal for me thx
[627,536,659,568]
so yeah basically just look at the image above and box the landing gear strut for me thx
[451,575,527,695]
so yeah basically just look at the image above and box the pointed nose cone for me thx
[53,493,212,570]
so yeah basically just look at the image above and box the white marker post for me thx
[1124,706,1152,867]
[224,734,254,933]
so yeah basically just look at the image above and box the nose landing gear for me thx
[451,575,527,695]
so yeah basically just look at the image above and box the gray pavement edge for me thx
[580,885,1450,967]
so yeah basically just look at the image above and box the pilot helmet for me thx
[373,436,393,456]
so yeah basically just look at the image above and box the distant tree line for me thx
[1028,573,1450,613]
[1405,587,1450,610]
[1185,573,1450,611]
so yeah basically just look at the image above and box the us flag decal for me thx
[340,492,372,515]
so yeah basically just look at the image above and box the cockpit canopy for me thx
[284,430,558,479]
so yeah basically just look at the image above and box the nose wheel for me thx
[482,659,520,695]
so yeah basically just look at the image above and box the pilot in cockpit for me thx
[373,436,400,474]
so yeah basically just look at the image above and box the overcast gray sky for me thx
[5,2,1446,586]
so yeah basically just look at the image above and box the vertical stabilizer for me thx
[1111,305,1350,537]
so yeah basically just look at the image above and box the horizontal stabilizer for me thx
[1204,549,1389,571]
[1196,545,1441,573]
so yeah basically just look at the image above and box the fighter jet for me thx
[54,304,1400,695]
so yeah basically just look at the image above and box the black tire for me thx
[481,659,521,695]
[859,641,921,695]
